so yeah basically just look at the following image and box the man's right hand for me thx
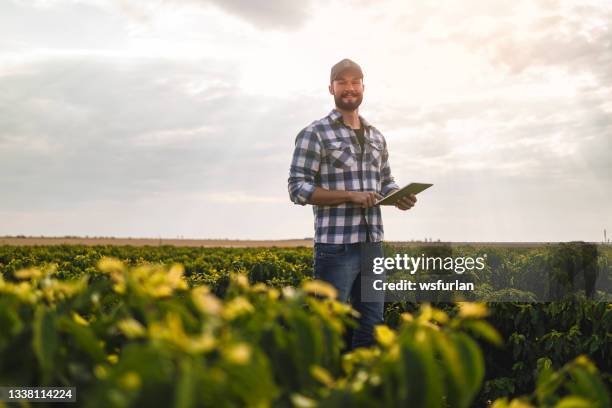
[348,191,383,208]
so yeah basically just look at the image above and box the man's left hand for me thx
[395,193,417,211]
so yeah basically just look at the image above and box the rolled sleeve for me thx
[380,141,400,196]
[288,127,321,205]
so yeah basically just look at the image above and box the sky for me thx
[1,0,610,242]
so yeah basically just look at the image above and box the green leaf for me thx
[566,366,610,407]
[463,320,503,347]
[57,315,106,363]
[433,334,465,408]
[32,306,58,384]
[490,398,509,408]
[411,329,443,408]
[174,357,195,408]
[291,393,317,408]
[398,341,440,408]
[453,333,485,403]
[554,396,595,408]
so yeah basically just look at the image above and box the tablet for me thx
[376,182,433,206]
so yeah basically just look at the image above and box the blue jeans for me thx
[313,242,384,350]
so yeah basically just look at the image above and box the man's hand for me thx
[348,191,383,208]
[395,193,417,211]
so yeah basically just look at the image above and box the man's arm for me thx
[380,139,416,211]
[380,139,400,196]
[288,128,381,208]
[288,127,321,205]
[310,187,382,208]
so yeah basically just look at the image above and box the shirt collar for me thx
[328,108,372,129]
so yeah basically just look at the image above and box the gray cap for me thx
[330,58,363,83]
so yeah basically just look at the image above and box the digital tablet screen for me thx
[376,183,433,206]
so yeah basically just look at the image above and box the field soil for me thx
[0,237,565,248]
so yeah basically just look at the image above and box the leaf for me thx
[302,280,338,299]
[117,318,146,339]
[463,320,503,346]
[57,316,106,364]
[453,333,485,403]
[412,331,444,408]
[491,398,510,408]
[32,306,58,384]
[566,366,610,407]
[374,325,396,348]
[174,357,195,408]
[433,334,465,408]
[492,398,534,408]
[457,302,488,319]
[508,399,535,408]
[291,393,317,408]
[310,365,334,387]
[554,396,596,408]
[398,341,438,408]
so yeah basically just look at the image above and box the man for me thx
[288,58,417,350]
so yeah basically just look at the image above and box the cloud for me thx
[1,0,610,241]
[115,0,317,31]
[196,0,316,30]
[437,1,612,85]
[204,192,285,203]
[128,125,215,148]
[0,0,126,52]
[0,54,327,214]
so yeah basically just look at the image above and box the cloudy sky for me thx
[1,0,610,242]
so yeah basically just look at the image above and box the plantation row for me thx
[0,244,610,406]
[2,243,610,301]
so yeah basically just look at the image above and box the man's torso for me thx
[302,109,388,243]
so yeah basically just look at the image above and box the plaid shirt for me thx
[288,109,400,243]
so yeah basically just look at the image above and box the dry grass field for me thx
[0,236,568,248]
[0,237,314,247]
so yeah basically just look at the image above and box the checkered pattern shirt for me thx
[288,109,400,243]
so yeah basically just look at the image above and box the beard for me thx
[334,91,363,111]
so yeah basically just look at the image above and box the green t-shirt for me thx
[354,121,365,149]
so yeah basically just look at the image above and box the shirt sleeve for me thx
[380,139,400,196]
[288,127,321,205]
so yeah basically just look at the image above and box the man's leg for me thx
[349,241,385,349]
[313,243,361,352]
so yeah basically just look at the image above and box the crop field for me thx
[0,243,610,407]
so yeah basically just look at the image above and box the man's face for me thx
[329,71,364,111]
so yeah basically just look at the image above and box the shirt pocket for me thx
[324,140,356,170]
[367,140,384,169]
